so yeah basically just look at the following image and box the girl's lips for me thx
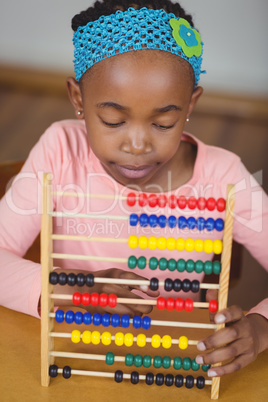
[114,164,154,179]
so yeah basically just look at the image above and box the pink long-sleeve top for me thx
[0,120,267,318]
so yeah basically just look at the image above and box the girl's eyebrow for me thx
[96,102,182,113]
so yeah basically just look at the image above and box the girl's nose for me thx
[120,128,152,155]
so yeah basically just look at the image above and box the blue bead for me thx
[93,312,102,326]
[74,311,83,325]
[140,213,149,227]
[149,214,158,228]
[130,213,138,226]
[133,316,142,329]
[102,313,111,327]
[65,310,74,324]
[187,217,196,229]
[83,312,92,325]
[168,215,177,228]
[121,314,130,328]
[197,217,205,231]
[178,216,187,229]
[55,309,64,323]
[111,314,120,327]
[158,215,167,228]
[205,218,214,231]
[142,316,151,330]
[215,218,224,231]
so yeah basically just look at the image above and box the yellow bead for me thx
[176,238,185,251]
[102,331,112,346]
[91,331,101,345]
[151,334,161,348]
[82,330,91,344]
[167,237,176,251]
[137,333,147,347]
[157,236,166,250]
[162,335,172,349]
[194,239,204,252]
[204,239,213,254]
[138,236,148,249]
[179,335,188,349]
[124,333,134,347]
[213,239,223,255]
[128,235,138,249]
[71,330,81,344]
[115,332,124,346]
[148,236,157,250]
[185,238,195,252]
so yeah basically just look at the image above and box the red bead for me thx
[177,196,187,209]
[216,198,226,212]
[81,292,91,306]
[166,297,175,311]
[184,298,193,312]
[156,297,166,310]
[108,294,117,308]
[188,196,197,210]
[168,195,177,209]
[197,197,206,210]
[148,194,158,208]
[99,293,108,307]
[158,194,167,208]
[209,299,218,313]
[175,298,184,311]
[91,293,99,306]
[207,197,216,211]
[72,292,81,305]
[127,192,136,207]
[139,193,147,207]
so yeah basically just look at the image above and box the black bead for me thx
[173,279,182,292]
[145,372,154,385]
[86,273,95,287]
[175,374,184,388]
[196,376,205,389]
[58,272,67,285]
[114,370,123,383]
[49,364,58,378]
[62,366,71,379]
[191,280,200,293]
[182,279,191,292]
[185,375,194,389]
[49,272,58,285]
[150,277,159,291]
[131,371,139,384]
[76,273,86,286]
[164,278,173,292]
[165,374,174,387]
[67,273,76,286]
[155,373,164,386]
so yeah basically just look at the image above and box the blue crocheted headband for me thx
[73,7,204,86]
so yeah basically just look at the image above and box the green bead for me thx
[143,355,151,368]
[153,355,162,368]
[105,352,115,365]
[191,358,200,371]
[195,260,204,273]
[182,357,191,371]
[173,356,182,370]
[159,257,167,271]
[204,260,213,275]
[128,256,137,269]
[149,257,158,270]
[186,259,195,273]
[162,356,171,369]
[137,256,146,269]
[168,258,177,271]
[134,354,143,367]
[202,364,211,372]
[125,353,134,366]
[177,258,186,272]
[213,261,221,274]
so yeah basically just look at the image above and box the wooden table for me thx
[0,306,267,402]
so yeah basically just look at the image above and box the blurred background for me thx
[0,0,267,309]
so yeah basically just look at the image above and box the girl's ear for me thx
[66,77,84,119]
[186,86,203,122]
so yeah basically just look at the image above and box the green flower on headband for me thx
[170,18,202,58]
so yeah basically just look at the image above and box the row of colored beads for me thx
[72,292,117,307]
[127,192,225,212]
[70,329,190,349]
[128,256,221,274]
[49,272,94,287]
[156,297,218,313]
[150,278,200,293]
[128,235,223,254]
[130,214,224,231]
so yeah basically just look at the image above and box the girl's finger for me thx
[206,352,257,377]
[214,304,244,325]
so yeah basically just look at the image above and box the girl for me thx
[0,0,267,380]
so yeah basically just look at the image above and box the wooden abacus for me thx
[41,173,234,399]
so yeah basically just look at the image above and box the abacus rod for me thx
[50,211,129,220]
[51,253,127,263]
[53,191,128,200]
[51,234,128,243]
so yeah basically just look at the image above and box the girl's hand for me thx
[195,290,268,377]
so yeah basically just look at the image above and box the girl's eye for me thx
[154,123,175,130]
[102,120,125,127]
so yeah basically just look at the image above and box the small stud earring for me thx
[186,118,190,122]
[77,110,82,116]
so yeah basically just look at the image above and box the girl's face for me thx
[67,50,202,192]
